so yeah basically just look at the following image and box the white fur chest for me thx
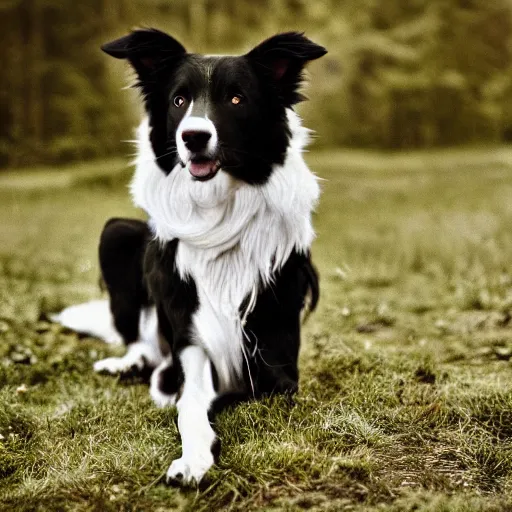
[175,241,258,387]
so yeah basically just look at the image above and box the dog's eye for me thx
[231,95,243,105]
[173,96,186,108]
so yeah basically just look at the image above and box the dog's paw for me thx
[93,355,146,375]
[93,341,158,375]
[165,454,214,486]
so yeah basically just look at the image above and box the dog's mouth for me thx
[187,158,220,182]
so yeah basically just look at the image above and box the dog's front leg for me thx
[166,345,218,486]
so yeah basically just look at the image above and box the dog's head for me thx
[102,29,326,185]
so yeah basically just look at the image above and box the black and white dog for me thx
[53,29,326,485]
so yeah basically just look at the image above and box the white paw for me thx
[165,454,214,486]
[93,355,145,374]
[93,341,158,375]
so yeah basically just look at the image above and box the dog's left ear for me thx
[246,32,327,105]
[101,28,186,82]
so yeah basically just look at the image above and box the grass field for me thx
[2,149,512,511]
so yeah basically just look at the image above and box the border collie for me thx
[52,29,326,486]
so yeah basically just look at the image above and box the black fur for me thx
[241,250,317,396]
[98,218,152,345]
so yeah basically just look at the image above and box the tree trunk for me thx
[7,2,24,167]
[26,0,44,163]
[189,0,207,50]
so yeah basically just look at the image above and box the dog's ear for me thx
[101,28,186,81]
[246,32,327,105]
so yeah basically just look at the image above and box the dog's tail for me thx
[302,257,319,323]
[48,299,122,344]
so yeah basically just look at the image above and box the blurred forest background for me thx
[2,0,512,168]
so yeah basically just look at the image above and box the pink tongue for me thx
[189,161,215,177]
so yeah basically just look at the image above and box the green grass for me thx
[2,149,512,511]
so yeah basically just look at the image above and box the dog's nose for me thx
[181,130,212,153]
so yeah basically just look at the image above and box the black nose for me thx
[182,130,212,153]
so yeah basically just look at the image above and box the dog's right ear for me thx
[247,32,327,105]
[101,29,186,81]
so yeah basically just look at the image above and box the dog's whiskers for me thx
[155,147,178,161]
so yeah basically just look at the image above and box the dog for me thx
[52,29,326,486]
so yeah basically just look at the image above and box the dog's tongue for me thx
[189,160,216,178]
